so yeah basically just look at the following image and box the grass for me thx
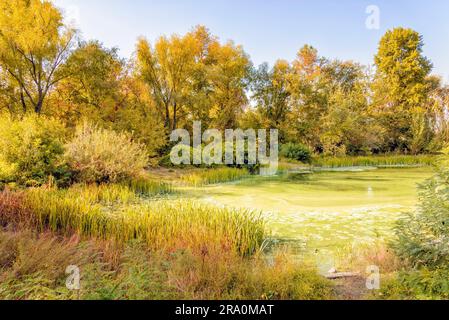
[0,172,336,300]
[0,230,334,300]
[181,167,250,186]
[0,184,266,256]
[312,155,436,168]
[125,177,174,196]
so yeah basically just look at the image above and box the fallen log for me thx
[325,272,361,280]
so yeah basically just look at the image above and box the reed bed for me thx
[312,155,436,168]
[66,179,174,205]
[125,177,174,196]
[10,187,265,256]
[182,167,250,187]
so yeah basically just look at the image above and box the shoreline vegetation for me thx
[311,154,436,168]
[0,155,441,300]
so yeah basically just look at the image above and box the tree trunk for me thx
[35,98,43,114]
[172,102,177,131]
[20,90,27,113]
[164,103,171,129]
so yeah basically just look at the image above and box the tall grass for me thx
[67,179,173,206]
[312,155,436,168]
[3,187,265,256]
[182,167,249,186]
[125,177,174,196]
[0,230,333,300]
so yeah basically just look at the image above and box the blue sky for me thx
[52,0,449,82]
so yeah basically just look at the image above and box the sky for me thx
[51,0,449,83]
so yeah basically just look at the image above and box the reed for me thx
[19,188,265,256]
[125,177,174,196]
[66,178,174,206]
[312,155,436,168]
[182,167,249,186]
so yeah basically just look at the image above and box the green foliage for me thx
[372,27,434,153]
[280,143,312,163]
[313,155,436,168]
[51,41,123,123]
[0,114,69,186]
[65,122,148,183]
[393,152,449,268]
[378,268,449,300]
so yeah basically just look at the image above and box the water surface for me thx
[188,167,432,256]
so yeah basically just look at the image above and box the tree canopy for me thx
[0,0,448,158]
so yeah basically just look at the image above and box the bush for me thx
[280,143,312,163]
[0,115,69,186]
[378,268,449,300]
[393,150,449,268]
[65,123,148,183]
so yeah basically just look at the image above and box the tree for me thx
[372,28,433,153]
[425,76,449,151]
[136,27,203,131]
[136,26,250,132]
[0,67,21,114]
[319,61,380,155]
[204,40,250,130]
[286,45,327,150]
[50,41,124,124]
[251,60,291,134]
[51,41,167,159]
[0,0,76,114]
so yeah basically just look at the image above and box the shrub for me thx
[378,268,449,300]
[65,123,148,183]
[280,143,312,163]
[393,150,449,268]
[0,115,69,186]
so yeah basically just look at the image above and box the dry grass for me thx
[0,230,334,300]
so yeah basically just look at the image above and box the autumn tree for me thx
[136,27,203,131]
[0,0,76,114]
[50,41,124,124]
[319,61,379,155]
[203,40,250,130]
[51,40,166,158]
[136,26,250,132]
[251,60,291,138]
[372,28,433,153]
[286,45,327,150]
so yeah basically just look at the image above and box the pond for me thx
[187,167,433,261]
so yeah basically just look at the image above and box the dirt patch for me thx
[332,276,369,300]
